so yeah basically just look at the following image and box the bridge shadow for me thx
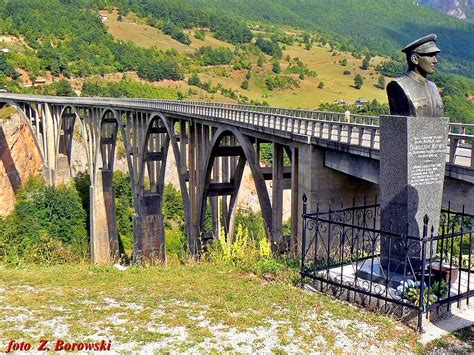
[0,125,21,193]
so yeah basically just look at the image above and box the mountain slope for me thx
[420,0,474,20]
[122,0,474,77]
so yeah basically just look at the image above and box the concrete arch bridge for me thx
[1,93,473,263]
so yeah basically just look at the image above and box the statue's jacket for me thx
[387,70,444,117]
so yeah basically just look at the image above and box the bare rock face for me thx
[0,111,43,216]
[419,0,473,20]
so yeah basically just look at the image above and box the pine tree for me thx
[354,74,364,89]
[361,56,370,70]
[377,75,385,89]
[272,61,281,74]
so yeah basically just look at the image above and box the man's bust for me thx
[386,34,444,117]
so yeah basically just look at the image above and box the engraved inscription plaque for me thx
[409,135,446,187]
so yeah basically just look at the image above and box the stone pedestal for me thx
[380,116,448,272]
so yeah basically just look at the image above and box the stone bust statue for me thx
[386,34,444,117]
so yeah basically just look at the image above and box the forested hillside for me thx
[0,0,184,81]
[70,0,474,78]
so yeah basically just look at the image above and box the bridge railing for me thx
[0,93,472,169]
[120,97,380,125]
[150,100,381,149]
[447,123,474,168]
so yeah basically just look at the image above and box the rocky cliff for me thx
[419,0,474,20]
[0,110,43,216]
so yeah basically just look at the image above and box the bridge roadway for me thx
[0,93,473,263]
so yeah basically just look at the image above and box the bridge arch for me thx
[87,107,123,263]
[130,112,175,262]
[6,102,46,167]
[53,105,86,185]
[151,112,193,252]
[197,125,272,243]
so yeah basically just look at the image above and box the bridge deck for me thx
[1,93,472,171]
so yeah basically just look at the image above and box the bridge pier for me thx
[90,170,119,263]
[54,154,71,185]
[133,196,166,263]
[297,144,378,252]
[54,111,77,186]
[443,176,474,214]
[271,143,284,252]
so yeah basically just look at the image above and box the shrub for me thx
[188,73,201,86]
[361,56,371,70]
[377,75,386,89]
[272,61,281,74]
[0,177,88,265]
[195,46,234,66]
[265,75,299,91]
[112,171,134,254]
[162,22,191,45]
[255,37,282,58]
[194,29,206,41]
[208,225,271,266]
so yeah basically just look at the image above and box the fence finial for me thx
[423,214,429,225]
[302,193,307,203]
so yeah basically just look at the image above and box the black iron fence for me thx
[301,195,474,331]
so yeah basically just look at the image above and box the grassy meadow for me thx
[0,262,420,353]
[105,11,389,108]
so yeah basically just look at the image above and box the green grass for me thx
[0,262,419,352]
[106,11,233,54]
[0,106,17,120]
[105,11,389,108]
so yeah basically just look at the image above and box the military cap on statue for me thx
[401,34,441,54]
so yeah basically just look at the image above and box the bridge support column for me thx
[272,143,284,252]
[38,103,58,186]
[54,110,76,186]
[54,154,71,186]
[443,176,474,214]
[188,121,201,254]
[90,170,119,263]
[134,196,166,263]
[297,144,378,253]
[290,147,299,257]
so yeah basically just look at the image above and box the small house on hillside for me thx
[1,48,10,53]
[355,97,369,108]
[33,77,47,87]
[99,10,108,22]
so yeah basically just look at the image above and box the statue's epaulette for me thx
[392,75,410,86]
